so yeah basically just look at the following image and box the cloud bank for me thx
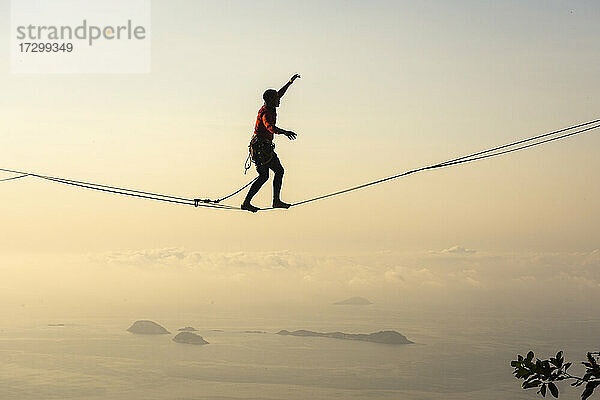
[1,247,598,318]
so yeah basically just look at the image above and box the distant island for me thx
[173,332,209,345]
[244,330,267,334]
[178,326,198,332]
[127,320,170,335]
[277,330,413,345]
[48,323,65,327]
[333,297,372,305]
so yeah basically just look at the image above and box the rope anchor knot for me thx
[194,198,219,207]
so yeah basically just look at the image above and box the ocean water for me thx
[1,306,598,400]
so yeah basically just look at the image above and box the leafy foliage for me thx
[511,351,600,399]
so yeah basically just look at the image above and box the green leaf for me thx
[582,382,598,400]
[564,362,572,371]
[515,368,530,378]
[586,352,598,368]
[548,382,558,398]
[522,379,541,389]
[539,384,547,397]
[527,351,534,362]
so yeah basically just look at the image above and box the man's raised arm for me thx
[278,73,301,98]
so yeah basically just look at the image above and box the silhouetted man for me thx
[241,74,300,213]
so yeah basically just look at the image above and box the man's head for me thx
[263,89,280,107]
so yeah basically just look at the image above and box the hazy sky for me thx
[1,0,598,258]
[2,247,599,324]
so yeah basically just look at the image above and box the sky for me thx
[0,0,599,316]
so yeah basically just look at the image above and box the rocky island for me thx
[277,330,413,345]
[333,297,372,305]
[173,332,209,345]
[177,326,198,332]
[127,320,170,335]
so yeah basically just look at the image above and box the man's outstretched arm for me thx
[278,73,301,98]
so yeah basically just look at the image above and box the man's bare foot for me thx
[272,199,291,209]
[241,202,260,213]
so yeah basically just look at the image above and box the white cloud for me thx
[435,245,477,255]
[384,269,404,282]
[514,275,536,282]
[92,248,315,271]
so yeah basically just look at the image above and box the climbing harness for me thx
[244,135,275,175]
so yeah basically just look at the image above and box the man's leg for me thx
[241,164,269,212]
[270,155,290,209]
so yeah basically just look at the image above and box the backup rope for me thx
[0,167,238,210]
[289,119,600,208]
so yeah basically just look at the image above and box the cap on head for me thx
[263,89,279,105]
